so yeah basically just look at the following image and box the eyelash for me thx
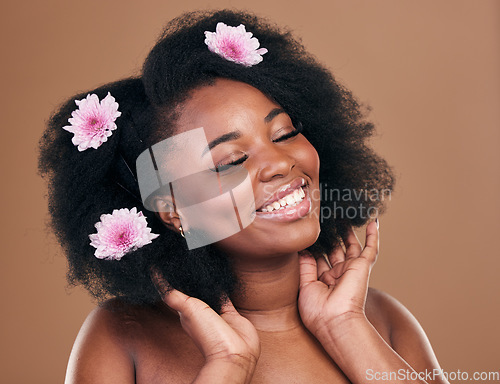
[213,155,249,172]
[273,122,303,142]
[212,122,303,172]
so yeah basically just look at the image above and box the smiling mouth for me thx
[256,177,309,212]
[259,186,306,212]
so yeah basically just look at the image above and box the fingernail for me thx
[375,217,379,229]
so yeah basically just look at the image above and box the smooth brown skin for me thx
[65,79,449,384]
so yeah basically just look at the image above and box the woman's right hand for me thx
[152,273,261,383]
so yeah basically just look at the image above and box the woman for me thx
[39,10,449,383]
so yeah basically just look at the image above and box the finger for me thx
[219,295,239,315]
[161,287,192,312]
[328,243,345,267]
[150,268,205,315]
[330,261,345,279]
[150,268,171,296]
[318,269,337,286]
[316,254,331,278]
[298,251,319,289]
[360,219,379,264]
[343,225,363,259]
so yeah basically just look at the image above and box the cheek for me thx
[294,137,320,179]
[295,138,321,221]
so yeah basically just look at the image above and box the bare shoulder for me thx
[364,287,393,344]
[65,298,191,384]
[365,287,432,347]
[64,299,136,383]
[365,287,448,382]
[364,286,419,333]
[75,298,168,345]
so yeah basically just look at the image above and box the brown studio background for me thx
[1,0,499,383]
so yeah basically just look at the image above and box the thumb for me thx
[150,268,203,315]
[219,295,239,315]
[299,251,318,289]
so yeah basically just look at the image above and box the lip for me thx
[256,177,308,211]
[254,186,311,222]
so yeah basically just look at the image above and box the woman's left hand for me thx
[298,220,379,338]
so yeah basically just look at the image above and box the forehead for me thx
[173,79,281,137]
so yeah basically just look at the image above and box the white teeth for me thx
[260,186,306,212]
[299,187,305,198]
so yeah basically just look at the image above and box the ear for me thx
[151,195,182,234]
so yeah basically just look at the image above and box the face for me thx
[162,78,321,258]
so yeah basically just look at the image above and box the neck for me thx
[229,252,302,332]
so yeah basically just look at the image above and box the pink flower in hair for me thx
[204,22,268,67]
[89,207,159,260]
[63,92,121,151]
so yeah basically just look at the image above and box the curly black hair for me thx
[38,9,395,312]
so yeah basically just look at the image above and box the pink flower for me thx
[204,22,268,67]
[89,207,159,260]
[63,92,121,151]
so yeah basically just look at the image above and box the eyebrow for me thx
[264,107,286,123]
[201,107,287,156]
[202,131,242,156]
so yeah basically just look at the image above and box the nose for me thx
[257,145,295,182]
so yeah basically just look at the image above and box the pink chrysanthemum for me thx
[89,207,159,261]
[63,92,121,151]
[204,22,268,67]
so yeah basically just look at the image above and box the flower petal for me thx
[89,207,159,260]
[204,22,267,67]
[63,92,121,151]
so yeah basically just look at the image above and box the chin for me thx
[273,218,321,253]
[215,215,321,258]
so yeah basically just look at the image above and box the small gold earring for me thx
[179,226,185,238]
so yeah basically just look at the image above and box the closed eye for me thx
[210,155,248,173]
[272,122,303,143]
[210,122,303,172]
